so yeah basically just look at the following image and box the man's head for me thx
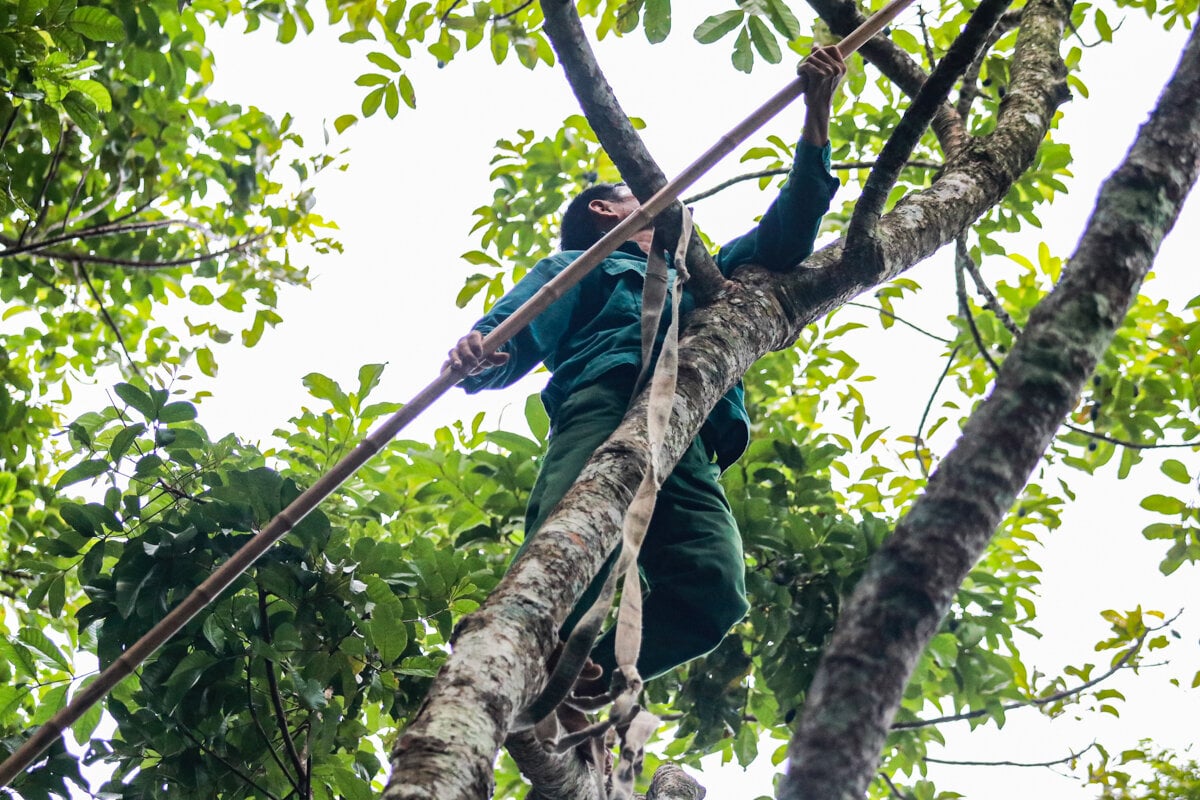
[560,183,642,251]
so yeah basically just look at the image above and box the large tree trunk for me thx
[380,0,1073,797]
[779,21,1200,799]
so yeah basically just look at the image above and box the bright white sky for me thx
[190,4,1200,798]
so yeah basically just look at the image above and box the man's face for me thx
[607,186,642,222]
[588,185,654,254]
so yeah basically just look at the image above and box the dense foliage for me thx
[1,1,1198,799]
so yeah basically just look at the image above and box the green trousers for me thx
[517,371,749,680]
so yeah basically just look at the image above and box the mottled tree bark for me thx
[381,0,1075,797]
[781,20,1200,800]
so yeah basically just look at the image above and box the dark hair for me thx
[560,183,625,251]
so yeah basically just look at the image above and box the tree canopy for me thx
[1,1,1199,800]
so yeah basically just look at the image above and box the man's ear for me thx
[587,198,615,221]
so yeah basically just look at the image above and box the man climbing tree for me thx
[444,47,846,697]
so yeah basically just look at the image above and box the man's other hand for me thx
[444,330,510,375]
[799,45,847,146]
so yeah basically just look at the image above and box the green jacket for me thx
[462,141,839,469]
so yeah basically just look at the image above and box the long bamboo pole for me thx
[0,0,915,786]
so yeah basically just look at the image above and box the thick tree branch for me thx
[382,1,1079,797]
[805,0,968,154]
[505,731,601,800]
[845,0,1015,277]
[645,764,705,800]
[538,0,726,302]
[781,18,1200,799]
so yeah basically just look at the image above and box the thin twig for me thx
[3,219,215,259]
[893,635,1147,730]
[494,0,535,20]
[175,723,284,800]
[245,661,302,793]
[955,238,1002,373]
[78,263,143,379]
[0,105,18,152]
[682,160,942,204]
[847,300,952,343]
[32,234,267,270]
[914,346,961,478]
[54,159,95,237]
[258,588,307,786]
[438,0,465,23]
[18,124,68,246]
[955,243,1196,450]
[878,771,915,800]
[958,238,1020,335]
[926,742,1096,768]
[1062,423,1200,450]
[917,5,938,65]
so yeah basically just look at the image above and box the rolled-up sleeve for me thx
[459,254,579,393]
[716,140,840,274]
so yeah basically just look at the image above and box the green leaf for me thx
[765,0,801,39]
[303,372,353,416]
[1161,458,1190,484]
[644,0,671,43]
[56,458,109,489]
[67,79,111,112]
[362,85,385,116]
[731,26,754,73]
[196,347,217,377]
[694,10,743,43]
[114,382,157,418]
[158,402,196,423]
[1140,494,1186,515]
[108,423,146,463]
[0,638,38,679]
[19,626,71,671]
[368,51,402,72]
[0,472,17,504]
[524,394,549,443]
[366,578,408,664]
[927,633,958,668]
[334,114,357,133]
[59,502,97,537]
[68,6,123,41]
[385,82,400,118]
[397,73,416,108]
[357,363,386,400]
[747,16,781,63]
